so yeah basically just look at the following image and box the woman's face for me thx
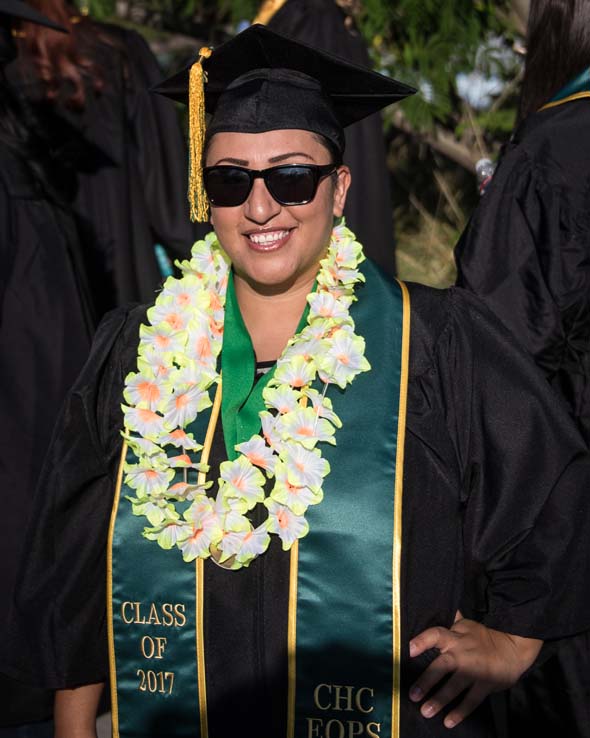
[206,129,351,295]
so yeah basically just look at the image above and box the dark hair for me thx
[17,0,107,111]
[518,0,590,122]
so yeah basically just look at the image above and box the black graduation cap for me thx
[153,23,415,222]
[0,0,67,30]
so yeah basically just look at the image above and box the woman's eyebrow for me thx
[212,151,316,166]
[213,156,250,166]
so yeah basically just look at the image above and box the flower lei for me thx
[122,222,370,570]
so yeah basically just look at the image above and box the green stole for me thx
[108,262,410,738]
[540,66,590,110]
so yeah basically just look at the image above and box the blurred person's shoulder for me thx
[512,97,590,184]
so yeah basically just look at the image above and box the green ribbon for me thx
[220,270,309,459]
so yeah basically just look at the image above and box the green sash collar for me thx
[540,66,590,111]
[220,270,309,459]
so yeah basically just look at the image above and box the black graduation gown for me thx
[455,98,590,444]
[3,271,590,737]
[455,98,590,737]
[7,24,206,315]
[0,146,95,725]
[266,0,397,276]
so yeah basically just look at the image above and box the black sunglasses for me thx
[203,164,337,208]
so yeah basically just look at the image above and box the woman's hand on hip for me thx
[408,613,542,729]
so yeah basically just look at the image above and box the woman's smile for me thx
[243,227,295,252]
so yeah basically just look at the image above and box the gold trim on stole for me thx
[253,0,288,24]
[107,441,129,738]
[286,542,299,738]
[539,90,590,111]
[392,280,411,736]
[195,380,223,738]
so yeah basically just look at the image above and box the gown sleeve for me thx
[440,288,590,639]
[1,306,141,689]
[455,144,590,439]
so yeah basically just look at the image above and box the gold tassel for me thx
[252,0,288,25]
[188,46,213,223]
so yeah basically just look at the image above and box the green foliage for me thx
[362,0,516,130]
[223,0,258,23]
[84,0,116,20]
[456,107,517,138]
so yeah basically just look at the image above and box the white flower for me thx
[301,388,342,427]
[262,385,300,415]
[260,411,283,449]
[219,523,270,563]
[144,520,188,550]
[162,428,203,451]
[219,456,266,510]
[266,501,309,549]
[125,460,174,497]
[274,354,316,388]
[283,445,330,491]
[147,300,192,332]
[235,435,277,474]
[139,323,187,357]
[308,292,351,321]
[177,498,223,561]
[123,372,168,411]
[162,384,212,427]
[316,329,371,388]
[123,433,163,457]
[276,407,336,449]
[160,274,209,310]
[123,405,167,440]
[270,460,322,515]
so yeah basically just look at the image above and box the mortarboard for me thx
[153,24,415,222]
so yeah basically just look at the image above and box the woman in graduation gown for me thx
[455,2,590,734]
[7,0,205,315]
[4,25,590,738]
[0,1,95,733]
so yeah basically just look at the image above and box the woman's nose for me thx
[243,177,281,223]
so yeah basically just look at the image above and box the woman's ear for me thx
[332,166,351,218]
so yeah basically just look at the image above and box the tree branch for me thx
[389,110,477,174]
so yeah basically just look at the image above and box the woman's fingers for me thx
[418,670,474,720]
[409,625,453,657]
[443,682,492,729]
[409,651,458,704]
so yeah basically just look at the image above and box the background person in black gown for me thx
[455,1,590,735]
[257,0,397,277]
[7,0,206,316]
[0,1,95,736]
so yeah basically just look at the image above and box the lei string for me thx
[122,222,370,570]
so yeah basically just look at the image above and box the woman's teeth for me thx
[248,230,289,245]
